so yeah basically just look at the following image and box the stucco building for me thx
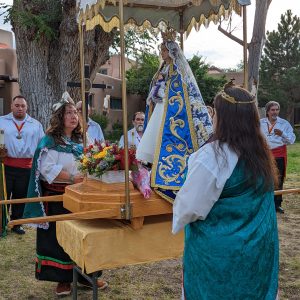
[0,29,19,115]
[91,55,145,130]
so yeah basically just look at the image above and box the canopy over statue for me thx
[6,0,253,229]
[78,0,250,32]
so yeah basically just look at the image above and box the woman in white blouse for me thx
[24,93,107,296]
[173,82,280,300]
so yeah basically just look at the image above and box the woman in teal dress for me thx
[173,82,279,299]
[24,93,108,296]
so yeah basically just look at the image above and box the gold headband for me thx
[220,90,256,104]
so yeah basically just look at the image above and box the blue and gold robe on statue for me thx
[147,63,213,202]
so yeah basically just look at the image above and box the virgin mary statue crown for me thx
[161,27,177,43]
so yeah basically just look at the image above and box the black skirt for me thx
[35,182,73,283]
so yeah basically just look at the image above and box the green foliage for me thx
[286,142,300,174]
[126,53,226,104]
[188,55,227,104]
[90,113,109,131]
[111,28,159,59]
[112,121,123,131]
[259,10,300,117]
[105,130,123,143]
[105,121,124,143]
[126,52,160,98]
[223,60,244,72]
[294,126,300,141]
[2,0,62,41]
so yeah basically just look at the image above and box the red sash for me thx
[271,145,287,178]
[4,157,33,169]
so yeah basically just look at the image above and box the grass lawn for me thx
[0,143,299,299]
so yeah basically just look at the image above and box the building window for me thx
[99,68,108,75]
[110,97,122,110]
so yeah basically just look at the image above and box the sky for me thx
[1,0,300,69]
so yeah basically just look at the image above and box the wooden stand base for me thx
[63,178,172,229]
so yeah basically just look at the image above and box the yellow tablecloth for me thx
[56,215,184,274]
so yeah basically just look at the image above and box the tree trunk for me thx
[286,103,295,124]
[12,0,114,129]
[218,1,272,93]
[247,0,272,93]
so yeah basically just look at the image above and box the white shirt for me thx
[172,141,238,234]
[0,113,44,158]
[87,118,104,144]
[260,117,296,149]
[39,150,80,184]
[119,128,142,148]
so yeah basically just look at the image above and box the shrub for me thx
[90,113,109,131]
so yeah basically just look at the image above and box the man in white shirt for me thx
[75,101,105,144]
[119,111,145,148]
[0,95,44,234]
[260,101,296,213]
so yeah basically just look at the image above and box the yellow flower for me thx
[94,151,106,159]
[82,156,88,166]
[93,146,112,160]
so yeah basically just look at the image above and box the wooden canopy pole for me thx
[79,23,87,148]
[243,5,248,90]
[119,0,131,220]
[179,9,184,51]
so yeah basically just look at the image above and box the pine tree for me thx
[259,10,300,122]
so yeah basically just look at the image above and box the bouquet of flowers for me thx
[78,142,138,177]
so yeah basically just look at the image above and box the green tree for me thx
[126,52,160,99]
[259,10,300,122]
[188,55,226,104]
[111,28,158,59]
[126,53,226,105]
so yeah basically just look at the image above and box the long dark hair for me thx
[46,104,82,145]
[213,82,278,191]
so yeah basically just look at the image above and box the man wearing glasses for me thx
[119,111,145,148]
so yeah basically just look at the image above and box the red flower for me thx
[114,154,121,161]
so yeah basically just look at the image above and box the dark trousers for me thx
[4,165,31,220]
[274,157,285,208]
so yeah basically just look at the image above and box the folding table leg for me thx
[73,265,79,300]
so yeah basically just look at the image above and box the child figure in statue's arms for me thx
[146,66,169,105]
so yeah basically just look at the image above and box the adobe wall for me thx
[91,73,145,131]
[0,48,20,116]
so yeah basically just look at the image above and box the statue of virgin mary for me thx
[136,29,213,203]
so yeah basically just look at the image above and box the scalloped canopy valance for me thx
[78,0,251,32]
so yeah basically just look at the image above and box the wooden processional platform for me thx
[63,178,172,229]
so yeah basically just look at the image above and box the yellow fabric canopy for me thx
[78,0,243,33]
